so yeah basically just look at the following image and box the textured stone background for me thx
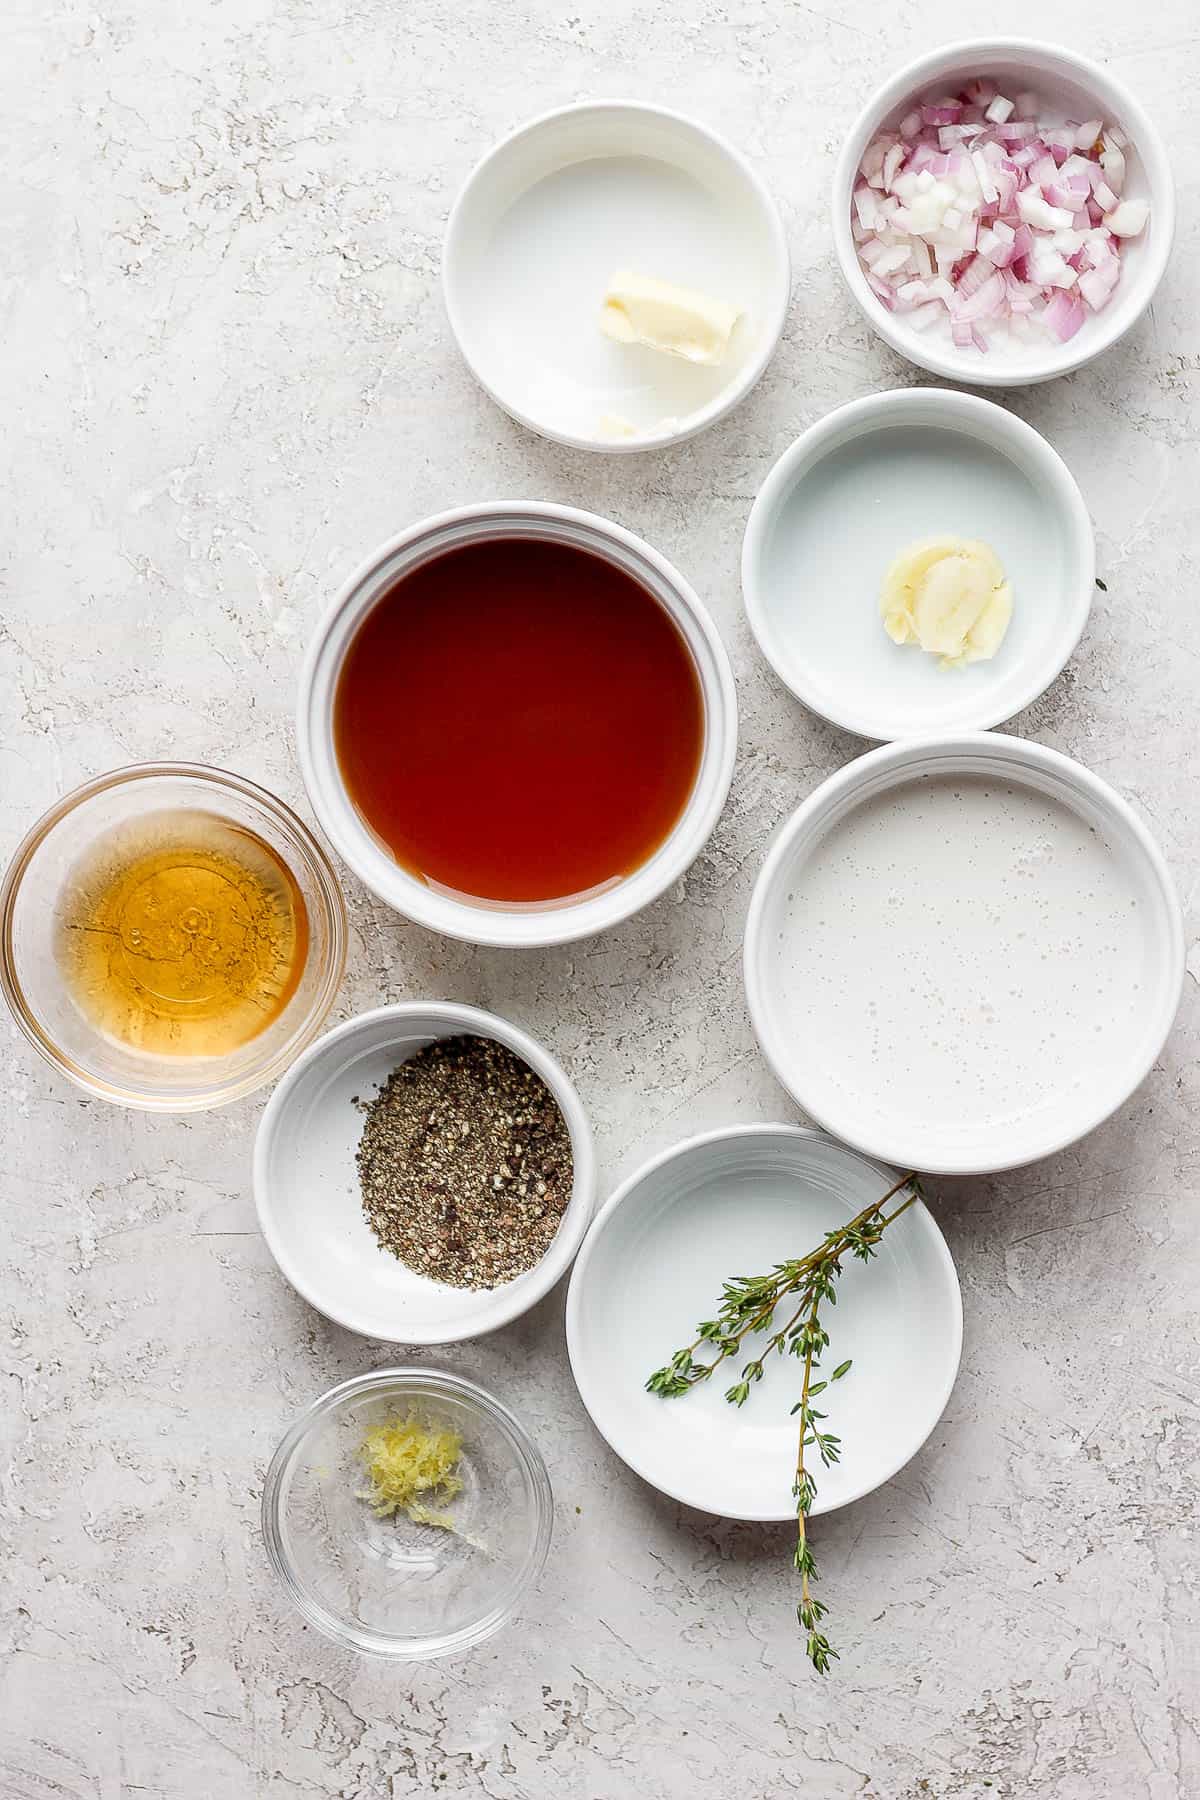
[2,1,1198,1795]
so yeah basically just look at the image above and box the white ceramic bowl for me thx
[566,1125,962,1519]
[297,503,737,948]
[742,388,1094,740]
[254,1002,596,1342]
[832,39,1175,386]
[745,735,1184,1175]
[443,101,790,451]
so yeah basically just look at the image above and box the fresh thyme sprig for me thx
[646,1171,924,1673]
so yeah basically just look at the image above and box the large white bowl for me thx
[566,1125,962,1520]
[832,39,1175,386]
[745,735,1184,1174]
[297,503,737,948]
[443,101,790,452]
[254,1002,596,1343]
[742,388,1095,740]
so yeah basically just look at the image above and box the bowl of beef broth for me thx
[297,504,737,947]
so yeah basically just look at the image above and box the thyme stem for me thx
[646,1171,925,1673]
[663,1171,917,1386]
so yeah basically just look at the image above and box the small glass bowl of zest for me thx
[0,764,346,1109]
[261,1369,554,1659]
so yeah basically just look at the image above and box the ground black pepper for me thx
[355,1034,573,1289]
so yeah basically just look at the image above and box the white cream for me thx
[773,773,1150,1138]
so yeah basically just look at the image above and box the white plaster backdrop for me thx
[2,2,1198,1796]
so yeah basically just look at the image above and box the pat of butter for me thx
[599,270,741,366]
[881,537,1013,669]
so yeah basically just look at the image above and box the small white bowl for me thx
[832,38,1175,386]
[297,503,737,948]
[742,388,1094,740]
[254,1002,596,1343]
[443,101,790,452]
[566,1125,962,1519]
[744,735,1184,1175]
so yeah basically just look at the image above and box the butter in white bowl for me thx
[442,102,789,450]
[599,269,741,365]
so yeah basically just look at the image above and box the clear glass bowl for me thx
[0,763,347,1110]
[261,1369,554,1659]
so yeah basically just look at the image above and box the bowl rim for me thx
[253,998,598,1342]
[743,732,1185,1174]
[296,501,738,947]
[831,36,1177,387]
[741,386,1096,739]
[442,96,792,453]
[0,760,347,1111]
[564,1121,964,1519]
[260,1366,555,1659]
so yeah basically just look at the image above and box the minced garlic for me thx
[357,1415,463,1528]
[881,535,1013,669]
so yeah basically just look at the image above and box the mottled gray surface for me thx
[3,1,1198,1795]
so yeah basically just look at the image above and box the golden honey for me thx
[55,810,308,1057]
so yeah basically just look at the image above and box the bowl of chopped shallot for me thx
[832,39,1174,386]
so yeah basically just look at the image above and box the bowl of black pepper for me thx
[253,1001,596,1342]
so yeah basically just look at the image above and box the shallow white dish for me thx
[297,502,736,949]
[742,388,1094,741]
[566,1125,962,1520]
[832,38,1175,387]
[745,735,1184,1175]
[254,1002,596,1343]
[443,101,790,452]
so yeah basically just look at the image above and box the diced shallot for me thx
[1100,143,1127,192]
[1017,188,1074,231]
[1043,290,1086,342]
[851,80,1147,348]
[1104,198,1150,237]
[1045,175,1090,210]
[970,148,998,203]
[995,120,1037,143]
[906,300,945,332]
[1079,264,1120,309]
[954,270,1006,322]
[921,100,963,126]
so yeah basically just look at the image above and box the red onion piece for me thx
[1104,198,1149,237]
[994,120,1036,143]
[1042,289,1085,341]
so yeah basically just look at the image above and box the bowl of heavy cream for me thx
[744,734,1183,1174]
